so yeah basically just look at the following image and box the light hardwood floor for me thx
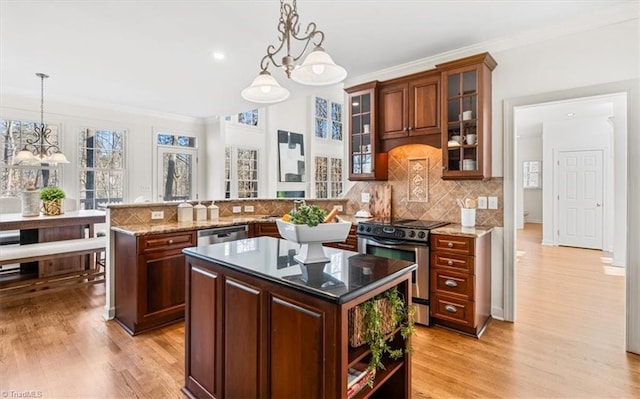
[1,224,638,398]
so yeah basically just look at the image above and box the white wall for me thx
[0,94,205,203]
[541,116,614,250]
[515,130,543,228]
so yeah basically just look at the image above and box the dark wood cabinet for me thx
[250,221,281,238]
[379,71,440,140]
[114,230,196,335]
[324,224,358,252]
[437,52,497,180]
[183,248,412,399]
[345,81,388,181]
[430,232,491,337]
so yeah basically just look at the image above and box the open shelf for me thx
[349,358,404,399]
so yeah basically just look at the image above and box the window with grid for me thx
[225,147,259,198]
[314,156,343,198]
[314,97,343,141]
[224,109,259,126]
[1,119,60,196]
[78,128,125,209]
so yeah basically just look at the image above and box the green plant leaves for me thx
[288,204,327,227]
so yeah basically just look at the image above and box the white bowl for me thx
[276,219,351,264]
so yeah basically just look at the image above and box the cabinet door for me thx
[409,74,440,136]
[270,296,324,398]
[346,82,388,181]
[253,222,280,238]
[186,264,220,399]
[379,81,408,140]
[224,278,263,399]
[140,251,186,320]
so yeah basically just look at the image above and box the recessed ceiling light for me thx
[567,112,575,117]
[212,52,225,61]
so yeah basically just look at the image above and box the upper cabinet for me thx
[345,81,388,181]
[437,53,497,180]
[379,71,440,140]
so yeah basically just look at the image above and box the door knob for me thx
[596,203,602,207]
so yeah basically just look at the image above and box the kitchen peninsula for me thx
[182,237,415,399]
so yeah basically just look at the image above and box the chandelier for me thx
[14,73,70,164]
[241,0,347,104]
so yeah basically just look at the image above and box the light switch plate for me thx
[244,205,254,212]
[333,205,343,212]
[477,196,488,209]
[232,206,242,213]
[488,196,498,210]
[151,211,164,220]
[361,193,370,203]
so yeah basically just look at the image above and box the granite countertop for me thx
[431,223,493,238]
[183,236,416,304]
[111,214,367,236]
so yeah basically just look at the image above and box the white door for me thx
[556,149,603,249]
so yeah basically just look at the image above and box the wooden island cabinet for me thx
[182,237,415,399]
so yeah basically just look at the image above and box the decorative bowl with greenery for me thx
[40,186,66,215]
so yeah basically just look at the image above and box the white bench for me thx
[0,236,106,265]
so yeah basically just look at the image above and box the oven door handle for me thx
[362,236,416,247]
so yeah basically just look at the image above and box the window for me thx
[156,132,197,201]
[78,128,125,209]
[225,147,259,198]
[1,119,60,196]
[314,156,343,198]
[314,97,342,140]
[224,109,259,126]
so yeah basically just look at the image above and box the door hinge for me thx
[557,229,560,236]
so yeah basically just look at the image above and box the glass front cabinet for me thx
[438,53,497,180]
[345,81,388,181]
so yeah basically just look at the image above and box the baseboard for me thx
[612,257,626,267]
[102,306,115,320]
[524,219,542,224]
[491,306,505,321]
[541,239,554,246]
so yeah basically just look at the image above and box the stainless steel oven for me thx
[357,219,448,326]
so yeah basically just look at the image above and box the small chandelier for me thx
[241,0,347,104]
[14,73,70,165]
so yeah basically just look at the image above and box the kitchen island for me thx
[182,237,415,399]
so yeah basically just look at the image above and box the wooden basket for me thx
[348,298,397,348]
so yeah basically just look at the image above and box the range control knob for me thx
[366,227,372,233]
[358,225,364,232]
[408,230,416,238]
[398,230,406,238]
[417,231,426,239]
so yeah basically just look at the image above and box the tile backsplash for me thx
[343,144,504,227]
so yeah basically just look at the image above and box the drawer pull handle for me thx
[445,305,457,313]
[445,279,458,287]
[447,260,454,266]
[447,242,454,248]
[168,239,174,244]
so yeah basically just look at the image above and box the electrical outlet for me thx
[151,211,164,220]
[232,206,242,213]
[361,193,370,203]
[488,196,498,210]
[140,185,151,192]
[333,205,343,212]
[244,205,254,212]
[477,196,488,210]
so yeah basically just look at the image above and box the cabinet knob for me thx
[445,305,457,313]
[403,127,408,132]
[407,126,413,131]
[447,242,454,248]
[445,279,458,287]
[447,260,454,266]
[168,239,174,244]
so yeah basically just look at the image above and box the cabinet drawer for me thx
[139,232,195,254]
[253,222,281,238]
[431,251,474,274]
[431,294,474,327]
[432,269,474,300]
[431,235,474,255]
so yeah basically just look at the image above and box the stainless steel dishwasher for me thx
[197,225,249,246]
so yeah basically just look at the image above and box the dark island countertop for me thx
[183,236,416,304]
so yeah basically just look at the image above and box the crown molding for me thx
[344,1,638,88]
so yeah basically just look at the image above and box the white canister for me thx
[194,202,207,221]
[208,202,219,220]
[21,189,40,217]
[177,201,193,222]
[461,208,476,227]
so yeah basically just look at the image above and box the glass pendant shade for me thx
[14,149,38,163]
[47,152,71,164]
[241,71,290,103]
[290,47,347,86]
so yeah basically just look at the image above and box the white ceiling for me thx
[0,0,633,119]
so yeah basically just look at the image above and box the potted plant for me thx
[40,186,66,216]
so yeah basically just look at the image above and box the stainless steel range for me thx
[357,218,448,326]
